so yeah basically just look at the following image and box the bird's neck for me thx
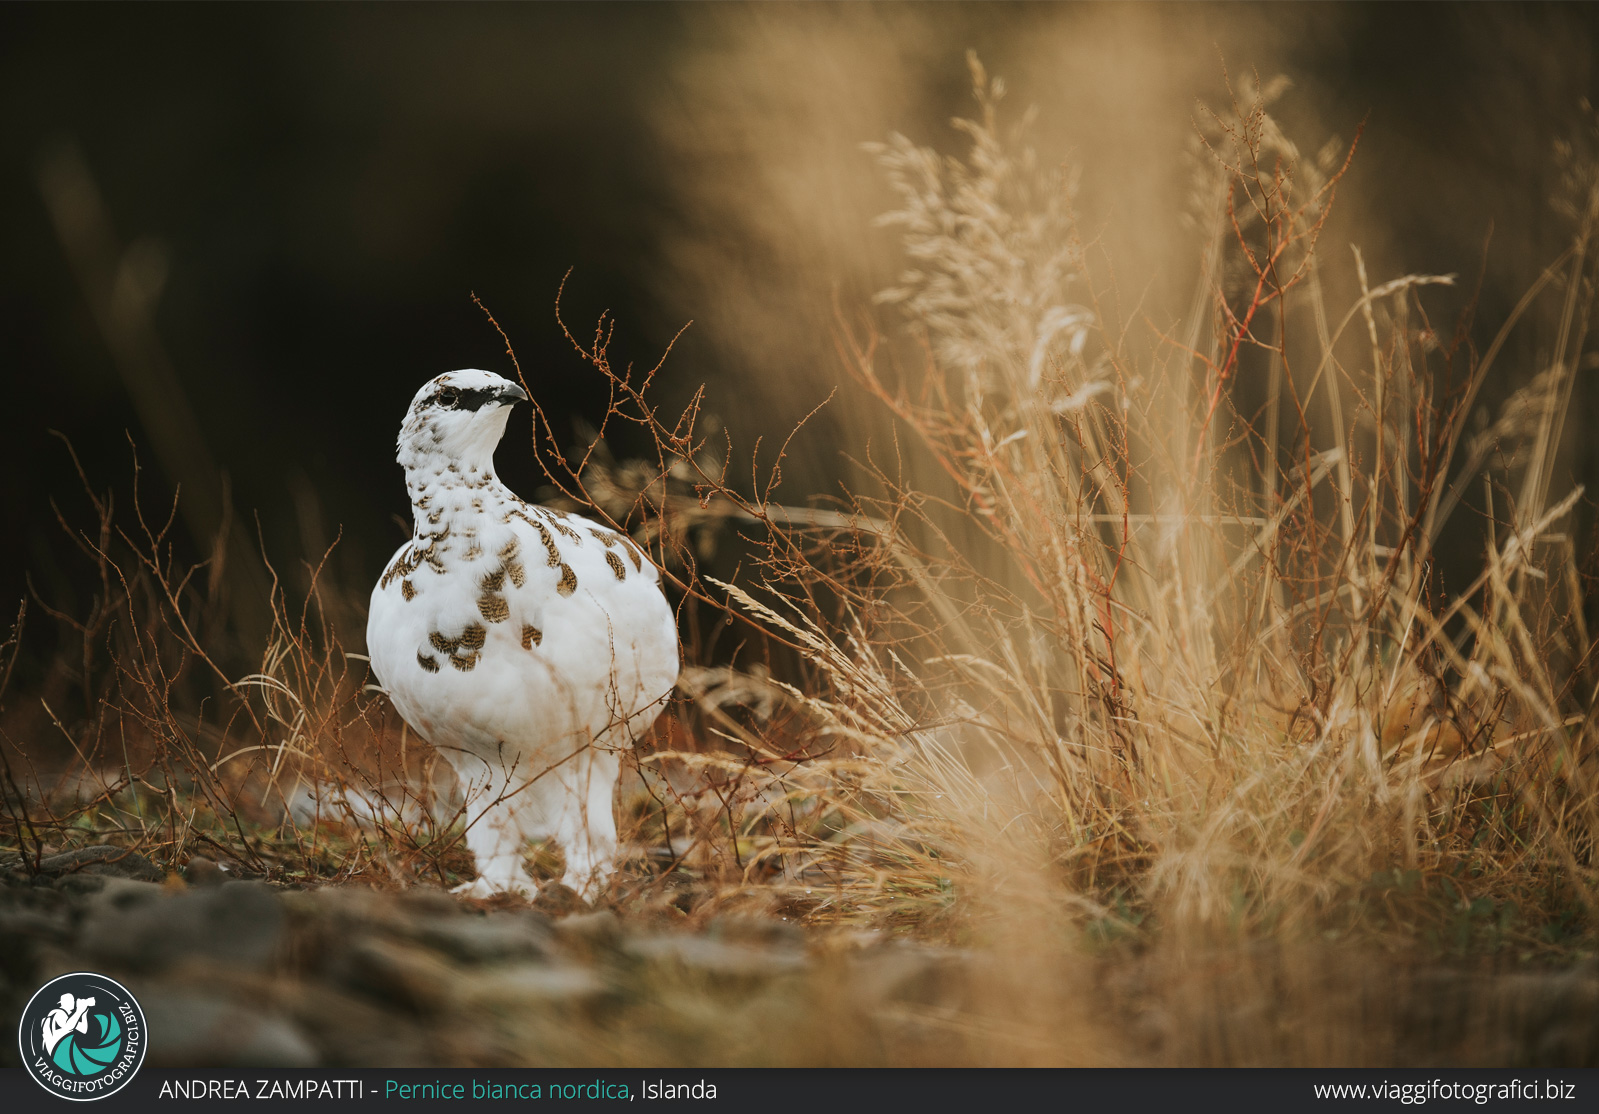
[403,455,515,539]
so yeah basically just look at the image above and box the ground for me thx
[0,846,1593,1068]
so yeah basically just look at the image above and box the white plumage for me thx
[366,369,679,898]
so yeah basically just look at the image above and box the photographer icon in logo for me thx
[19,973,146,1100]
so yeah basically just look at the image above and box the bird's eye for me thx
[436,386,460,409]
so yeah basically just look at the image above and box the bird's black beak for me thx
[499,382,529,405]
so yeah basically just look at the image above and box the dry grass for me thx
[577,58,1597,959]
[2,56,1595,1064]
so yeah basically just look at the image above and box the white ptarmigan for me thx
[367,369,679,898]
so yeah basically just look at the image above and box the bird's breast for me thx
[367,501,677,759]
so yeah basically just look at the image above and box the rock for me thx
[455,963,609,1010]
[276,980,436,1067]
[625,934,808,979]
[708,913,807,949]
[141,989,318,1067]
[0,901,74,985]
[553,910,622,948]
[88,877,166,910]
[280,885,400,926]
[338,937,457,1014]
[1491,961,1599,1066]
[532,884,590,918]
[405,912,552,964]
[184,856,226,888]
[55,874,109,895]
[37,845,164,882]
[0,906,73,942]
[394,888,460,917]
[78,880,284,971]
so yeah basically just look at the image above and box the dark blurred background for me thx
[3,3,1597,674]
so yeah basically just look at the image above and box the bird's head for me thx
[396,369,529,479]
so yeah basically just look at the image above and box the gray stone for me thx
[532,883,590,918]
[78,880,284,971]
[37,845,164,882]
[553,909,621,945]
[708,913,807,949]
[625,934,808,978]
[0,901,72,986]
[338,937,458,1014]
[141,989,318,1067]
[183,856,227,888]
[393,888,460,916]
[405,912,552,964]
[55,874,109,895]
[455,963,609,1009]
[0,906,72,941]
[87,877,166,910]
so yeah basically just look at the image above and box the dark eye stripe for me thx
[432,386,502,411]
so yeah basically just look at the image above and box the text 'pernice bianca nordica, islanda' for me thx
[156,1077,719,1101]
